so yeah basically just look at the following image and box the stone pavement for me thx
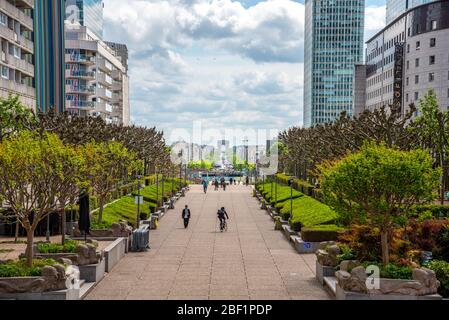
[86,185,330,300]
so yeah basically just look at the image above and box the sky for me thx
[103,0,387,144]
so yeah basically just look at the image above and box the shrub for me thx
[36,240,80,254]
[339,225,382,263]
[0,259,61,277]
[413,205,449,219]
[361,262,413,280]
[428,260,449,297]
[337,244,356,263]
[301,225,344,242]
[406,219,449,258]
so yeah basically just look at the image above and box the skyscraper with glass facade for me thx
[66,0,104,39]
[303,0,365,127]
[386,0,438,24]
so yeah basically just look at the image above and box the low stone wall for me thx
[316,261,336,285]
[0,287,80,300]
[103,238,127,273]
[335,283,442,300]
[79,258,105,283]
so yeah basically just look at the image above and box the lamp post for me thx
[289,178,293,220]
[156,167,159,208]
[136,174,142,228]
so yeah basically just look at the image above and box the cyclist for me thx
[217,207,229,232]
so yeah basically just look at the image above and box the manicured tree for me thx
[412,90,449,204]
[0,95,37,142]
[0,131,69,266]
[318,142,440,265]
[81,141,137,224]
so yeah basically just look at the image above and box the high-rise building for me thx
[65,25,130,125]
[65,0,104,39]
[0,0,35,109]
[365,0,449,115]
[303,0,365,127]
[386,0,438,24]
[34,0,66,113]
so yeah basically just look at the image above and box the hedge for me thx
[413,205,449,219]
[428,260,449,298]
[279,195,339,230]
[255,182,303,204]
[275,173,314,195]
[301,225,344,242]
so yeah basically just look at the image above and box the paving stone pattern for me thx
[86,185,330,300]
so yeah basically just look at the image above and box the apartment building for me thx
[0,0,34,108]
[65,24,129,125]
[365,0,449,115]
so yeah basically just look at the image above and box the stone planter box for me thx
[316,261,336,285]
[279,218,289,225]
[292,237,321,254]
[335,282,442,300]
[103,238,127,273]
[282,225,297,240]
[0,287,80,300]
[79,258,105,283]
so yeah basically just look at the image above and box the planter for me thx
[79,258,105,283]
[292,237,321,254]
[0,287,80,300]
[316,261,336,285]
[335,266,442,300]
[103,238,127,272]
[282,225,297,240]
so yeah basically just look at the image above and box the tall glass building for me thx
[66,0,104,39]
[386,0,438,24]
[303,0,365,127]
[34,0,66,113]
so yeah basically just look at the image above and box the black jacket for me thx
[182,208,191,219]
[217,209,229,220]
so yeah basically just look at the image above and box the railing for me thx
[0,77,35,97]
[66,54,96,64]
[0,0,33,30]
[66,70,96,78]
[66,85,96,94]
[67,100,96,108]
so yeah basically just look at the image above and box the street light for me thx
[136,174,142,228]
[288,178,293,220]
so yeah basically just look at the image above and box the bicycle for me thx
[219,219,228,232]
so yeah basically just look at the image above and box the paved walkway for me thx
[86,185,330,300]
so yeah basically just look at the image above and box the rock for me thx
[412,268,440,295]
[316,244,340,267]
[319,241,335,250]
[340,260,359,272]
[274,217,283,231]
[75,243,101,266]
[56,258,73,266]
[336,266,368,293]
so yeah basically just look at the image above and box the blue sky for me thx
[103,0,387,143]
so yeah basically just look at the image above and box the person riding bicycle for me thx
[217,207,229,232]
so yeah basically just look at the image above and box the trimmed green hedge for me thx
[279,195,339,231]
[275,173,314,195]
[301,224,344,242]
[413,205,449,219]
[255,182,303,204]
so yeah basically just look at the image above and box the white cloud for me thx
[365,5,386,41]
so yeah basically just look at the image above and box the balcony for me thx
[96,87,113,100]
[95,102,114,114]
[0,25,34,53]
[66,69,96,80]
[66,100,96,109]
[65,85,96,95]
[0,0,34,30]
[66,54,96,65]
[112,92,122,103]
[111,80,122,91]
[111,69,122,80]
[97,58,113,72]
[0,77,35,97]
[97,72,113,86]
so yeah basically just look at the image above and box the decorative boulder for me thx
[335,266,368,294]
[316,242,340,267]
[339,260,359,272]
[274,217,283,231]
[75,244,102,266]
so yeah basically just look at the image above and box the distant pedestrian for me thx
[229,177,233,185]
[182,205,191,228]
[246,176,249,186]
[202,179,208,194]
[214,179,219,191]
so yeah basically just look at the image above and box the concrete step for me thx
[323,276,337,296]
[79,281,96,300]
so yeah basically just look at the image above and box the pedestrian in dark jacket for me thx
[182,205,191,228]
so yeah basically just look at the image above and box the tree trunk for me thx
[14,217,19,242]
[26,229,34,267]
[61,208,66,245]
[380,229,389,265]
[98,197,105,224]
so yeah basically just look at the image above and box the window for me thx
[406,77,409,86]
[0,13,7,26]
[407,60,410,70]
[429,73,435,82]
[415,58,420,67]
[416,41,421,50]
[431,20,437,30]
[415,75,419,84]
[406,93,409,102]
[13,46,20,59]
[1,65,8,79]
[430,38,436,47]
[407,44,410,53]
[415,92,419,101]
[429,56,436,65]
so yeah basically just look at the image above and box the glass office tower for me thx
[386,0,438,24]
[303,0,365,127]
[66,0,104,39]
[34,0,66,113]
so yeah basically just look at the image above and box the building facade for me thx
[65,25,129,125]
[65,0,104,39]
[386,0,438,24]
[366,0,449,115]
[303,0,365,127]
[34,0,66,113]
[0,0,34,108]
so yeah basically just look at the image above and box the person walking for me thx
[245,176,249,186]
[229,177,233,185]
[202,179,208,194]
[214,179,219,191]
[221,177,226,191]
[182,205,191,229]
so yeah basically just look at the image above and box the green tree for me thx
[318,142,440,265]
[0,95,36,141]
[413,90,449,204]
[81,141,137,224]
[0,131,77,266]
